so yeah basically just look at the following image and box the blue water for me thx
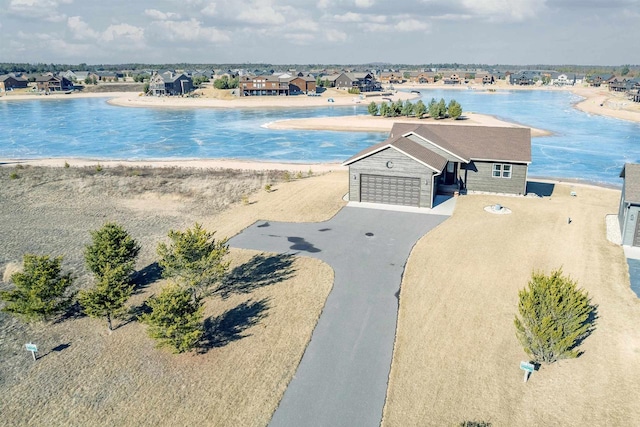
[1,90,639,185]
[0,99,379,164]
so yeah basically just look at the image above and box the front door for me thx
[444,162,457,185]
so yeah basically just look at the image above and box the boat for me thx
[410,90,420,94]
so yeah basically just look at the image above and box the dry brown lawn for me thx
[383,183,640,426]
[0,167,347,427]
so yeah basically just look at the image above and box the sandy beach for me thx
[265,112,552,137]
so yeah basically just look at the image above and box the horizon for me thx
[1,0,639,65]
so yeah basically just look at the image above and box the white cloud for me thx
[67,16,100,40]
[201,2,217,16]
[102,23,144,43]
[461,0,545,21]
[144,9,181,21]
[236,1,286,25]
[333,12,363,22]
[394,19,429,32]
[358,22,391,32]
[150,18,230,43]
[9,0,72,22]
[354,0,375,7]
[325,29,347,42]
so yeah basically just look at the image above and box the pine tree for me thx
[401,100,414,117]
[79,264,133,331]
[414,100,426,118]
[157,223,229,299]
[447,99,463,119]
[85,222,140,280]
[141,284,204,353]
[514,269,595,364]
[437,98,447,118]
[0,254,74,322]
[379,102,389,117]
[367,101,378,116]
[428,97,438,118]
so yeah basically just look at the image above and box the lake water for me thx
[1,90,639,185]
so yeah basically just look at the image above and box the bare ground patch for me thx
[0,166,345,426]
[383,184,640,426]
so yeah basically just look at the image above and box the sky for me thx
[0,0,638,66]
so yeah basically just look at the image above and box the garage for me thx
[360,174,421,207]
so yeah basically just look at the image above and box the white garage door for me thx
[360,174,420,207]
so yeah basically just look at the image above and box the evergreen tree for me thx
[447,99,463,119]
[157,223,229,299]
[437,98,447,118]
[141,284,204,353]
[0,255,74,322]
[514,269,596,364]
[85,222,140,280]
[367,101,378,116]
[428,97,438,118]
[414,100,426,118]
[392,99,404,116]
[379,102,389,117]
[402,100,414,117]
[79,264,133,331]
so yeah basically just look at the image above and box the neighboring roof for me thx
[620,163,640,203]
[343,123,531,168]
[0,74,28,82]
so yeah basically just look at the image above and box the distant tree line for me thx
[368,97,462,119]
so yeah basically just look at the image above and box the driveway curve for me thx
[228,206,448,426]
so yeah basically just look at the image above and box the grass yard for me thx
[383,183,640,426]
[0,166,347,426]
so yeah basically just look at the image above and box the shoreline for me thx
[0,157,621,190]
[2,84,638,124]
[264,112,552,137]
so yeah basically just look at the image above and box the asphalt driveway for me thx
[228,206,449,426]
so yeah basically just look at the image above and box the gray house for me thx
[618,163,640,246]
[149,71,193,96]
[343,123,531,208]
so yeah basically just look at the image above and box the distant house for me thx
[587,73,615,87]
[609,77,640,93]
[343,123,531,208]
[149,71,193,96]
[331,72,378,92]
[238,75,289,96]
[379,72,404,84]
[474,73,495,85]
[288,75,316,94]
[443,74,461,85]
[619,163,640,246]
[35,74,73,92]
[0,74,29,91]
[550,73,579,86]
[409,72,435,84]
[510,71,539,86]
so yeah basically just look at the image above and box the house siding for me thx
[621,204,640,246]
[464,161,527,194]
[348,147,434,208]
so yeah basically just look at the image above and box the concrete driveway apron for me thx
[228,206,449,426]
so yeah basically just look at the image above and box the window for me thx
[493,164,512,178]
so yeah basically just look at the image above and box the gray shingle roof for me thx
[621,163,640,203]
[344,123,531,169]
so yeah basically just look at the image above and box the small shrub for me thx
[515,268,596,364]
[95,164,103,172]
[241,194,249,205]
[307,169,313,177]
[264,184,272,192]
[295,171,303,179]
[9,172,19,180]
[283,171,291,182]
[64,161,70,168]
